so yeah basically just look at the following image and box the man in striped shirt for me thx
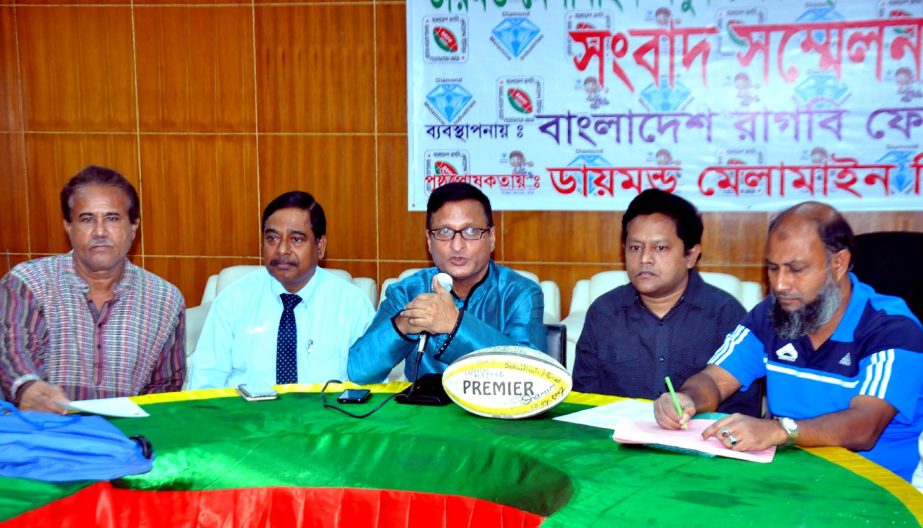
[0,166,185,413]
[654,201,923,482]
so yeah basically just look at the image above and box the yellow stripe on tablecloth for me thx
[129,382,412,405]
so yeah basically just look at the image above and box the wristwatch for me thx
[776,417,799,446]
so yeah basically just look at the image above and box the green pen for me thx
[664,376,688,430]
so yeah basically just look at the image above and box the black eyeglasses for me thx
[428,226,492,241]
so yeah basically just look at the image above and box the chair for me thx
[852,231,923,322]
[201,265,378,307]
[561,270,764,375]
[560,271,630,374]
[544,323,567,368]
[379,267,562,324]
[513,270,561,324]
[699,272,764,312]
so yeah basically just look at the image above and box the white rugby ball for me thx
[442,346,572,419]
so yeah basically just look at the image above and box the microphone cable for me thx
[320,379,399,419]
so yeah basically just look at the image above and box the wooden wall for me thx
[1,1,921,316]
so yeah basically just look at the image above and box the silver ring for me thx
[728,433,738,446]
[719,426,730,438]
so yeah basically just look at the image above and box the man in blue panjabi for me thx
[347,183,546,383]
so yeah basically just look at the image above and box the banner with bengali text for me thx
[407,0,923,211]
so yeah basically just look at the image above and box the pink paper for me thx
[612,418,776,463]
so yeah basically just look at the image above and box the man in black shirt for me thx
[572,189,761,416]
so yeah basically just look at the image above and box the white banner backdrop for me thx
[407,0,923,211]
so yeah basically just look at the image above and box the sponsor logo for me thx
[639,80,692,112]
[424,150,470,192]
[710,148,767,196]
[489,17,543,60]
[548,154,613,197]
[566,11,612,57]
[425,83,475,124]
[838,353,852,367]
[775,343,799,362]
[434,160,459,175]
[507,88,533,114]
[433,26,459,52]
[497,77,544,123]
[715,7,767,56]
[877,150,919,195]
[793,75,849,104]
[423,15,468,63]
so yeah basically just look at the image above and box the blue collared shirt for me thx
[189,267,374,389]
[573,269,761,416]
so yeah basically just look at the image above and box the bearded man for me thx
[653,201,923,482]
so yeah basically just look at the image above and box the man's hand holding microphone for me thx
[395,273,457,337]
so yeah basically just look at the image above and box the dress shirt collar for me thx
[830,273,866,343]
[268,265,329,307]
[621,268,707,311]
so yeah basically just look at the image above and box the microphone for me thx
[416,272,454,356]
[397,272,455,406]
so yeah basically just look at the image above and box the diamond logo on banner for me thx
[877,150,917,194]
[794,74,848,104]
[566,155,613,196]
[426,84,473,123]
[492,18,540,58]
[640,81,691,112]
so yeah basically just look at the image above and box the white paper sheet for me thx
[60,397,149,418]
[612,418,776,463]
[553,399,656,429]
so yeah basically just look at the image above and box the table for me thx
[1,385,921,527]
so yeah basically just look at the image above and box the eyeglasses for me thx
[428,226,492,241]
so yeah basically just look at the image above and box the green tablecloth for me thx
[1,387,920,527]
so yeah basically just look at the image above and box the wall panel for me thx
[0,133,28,253]
[255,5,375,133]
[378,135,428,261]
[134,6,256,132]
[504,211,623,264]
[16,6,135,131]
[376,3,408,134]
[0,8,21,131]
[140,134,259,256]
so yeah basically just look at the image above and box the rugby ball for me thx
[442,346,572,419]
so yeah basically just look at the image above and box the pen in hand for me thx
[665,376,688,430]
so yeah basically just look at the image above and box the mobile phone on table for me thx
[237,383,279,401]
[337,389,371,404]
